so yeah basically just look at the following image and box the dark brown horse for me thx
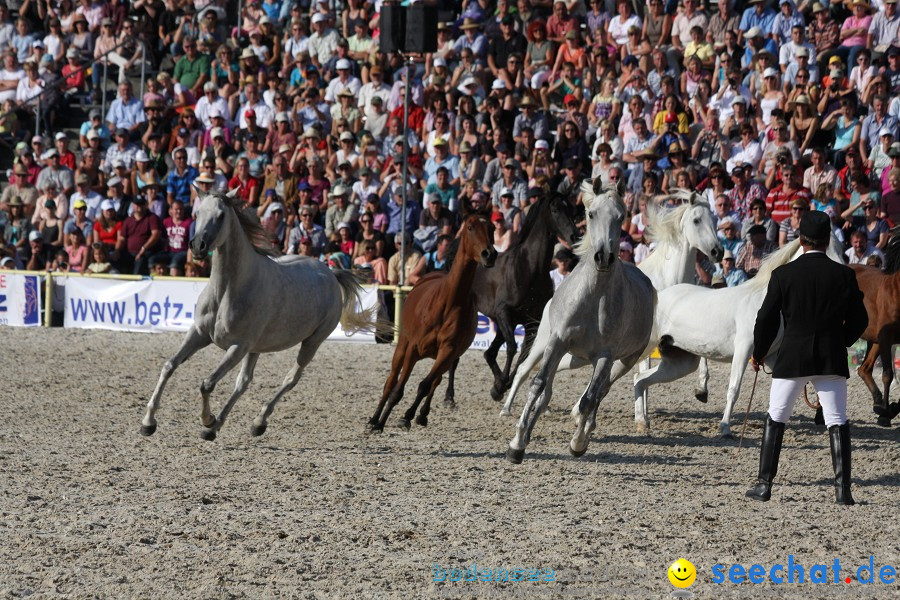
[368,212,497,431]
[852,234,900,426]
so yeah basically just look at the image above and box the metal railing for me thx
[0,37,148,140]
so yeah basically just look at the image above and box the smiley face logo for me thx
[668,559,697,589]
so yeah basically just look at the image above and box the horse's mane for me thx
[644,189,709,247]
[573,180,625,259]
[510,194,547,249]
[743,239,802,290]
[211,190,280,257]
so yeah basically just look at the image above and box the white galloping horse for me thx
[500,189,723,422]
[506,183,656,463]
[140,188,375,440]
[634,236,846,437]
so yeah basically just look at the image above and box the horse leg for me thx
[374,345,420,432]
[212,353,260,434]
[483,330,507,401]
[633,350,701,433]
[719,345,753,439]
[251,336,327,436]
[507,341,565,463]
[695,357,710,403]
[876,334,900,426]
[491,311,518,400]
[198,345,250,441]
[500,334,545,417]
[857,342,882,410]
[403,348,455,427]
[443,358,460,409]
[140,328,211,436]
[570,356,613,457]
[370,338,408,429]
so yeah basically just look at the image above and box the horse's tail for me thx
[333,269,381,335]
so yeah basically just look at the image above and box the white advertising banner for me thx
[470,313,526,351]
[63,276,378,342]
[0,272,42,327]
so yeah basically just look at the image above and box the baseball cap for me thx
[73,199,87,209]
[336,58,351,70]
[29,231,42,242]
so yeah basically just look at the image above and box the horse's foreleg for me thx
[404,348,455,428]
[141,327,211,436]
[443,358,460,409]
[252,337,326,436]
[211,353,260,435]
[695,357,710,403]
[198,345,250,440]
[507,341,565,463]
[491,311,518,400]
[570,356,614,457]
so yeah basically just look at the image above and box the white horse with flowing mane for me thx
[634,235,846,437]
[506,182,656,463]
[499,189,723,419]
[140,188,375,440]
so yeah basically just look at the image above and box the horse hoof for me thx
[368,423,384,434]
[199,428,217,441]
[250,423,267,437]
[720,432,735,440]
[443,399,457,411]
[694,390,708,403]
[635,421,649,434]
[139,423,157,437]
[399,419,411,430]
[490,386,502,402]
[569,444,588,458]
[876,416,893,428]
[415,414,428,427]
[499,408,512,418]
[506,447,525,464]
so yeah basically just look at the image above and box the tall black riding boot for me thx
[829,423,855,506]
[746,415,785,502]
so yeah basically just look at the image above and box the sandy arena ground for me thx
[1,327,899,599]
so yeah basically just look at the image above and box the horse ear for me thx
[225,188,240,200]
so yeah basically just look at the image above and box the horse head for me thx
[459,213,497,268]
[545,193,579,247]
[680,197,724,263]
[581,179,625,272]
[190,187,239,260]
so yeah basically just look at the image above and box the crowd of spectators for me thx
[1,0,900,290]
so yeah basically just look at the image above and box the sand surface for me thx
[1,327,898,599]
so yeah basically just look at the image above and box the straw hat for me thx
[460,18,481,30]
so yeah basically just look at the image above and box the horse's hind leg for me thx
[695,358,710,403]
[141,327,211,436]
[491,311,519,400]
[633,350,701,433]
[443,358,460,409]
[373,345,419,432]
[251,337,325,437]
[857,342,882,409]
[370,338,408,429]
[198,345,250,440]
[876,334,900,426]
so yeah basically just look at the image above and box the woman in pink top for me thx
[832,0,872,70]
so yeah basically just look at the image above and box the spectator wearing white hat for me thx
[308,12,339,72]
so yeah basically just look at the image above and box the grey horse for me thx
[506,182,657,463]
[140,188,375,440]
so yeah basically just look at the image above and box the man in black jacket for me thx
[748,210,868,505]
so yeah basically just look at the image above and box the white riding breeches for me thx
[768,375,848,428]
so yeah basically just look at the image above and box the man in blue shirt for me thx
[167,148,198,207]
[105,81,146,137]
[739,0,777,40]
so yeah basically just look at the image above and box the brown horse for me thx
[369,213,497,431]
[852,260,900,427]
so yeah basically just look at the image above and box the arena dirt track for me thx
[1,328,899,599]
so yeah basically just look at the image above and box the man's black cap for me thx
[799,210,831,242]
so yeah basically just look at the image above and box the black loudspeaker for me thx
[380,4,405,53]
[404,4,439,54]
